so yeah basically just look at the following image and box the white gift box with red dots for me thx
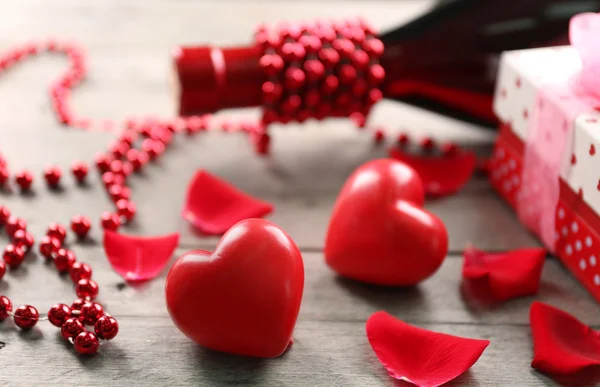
[491,46,600,302]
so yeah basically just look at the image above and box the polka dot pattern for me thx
[490,131,600,302]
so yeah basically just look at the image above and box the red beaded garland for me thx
[94,315,119,340]
[74,331,100,355]
[13,305,39,330]
[48,304,71,327]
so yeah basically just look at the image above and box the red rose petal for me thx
[366,311,490,387]
[103,230,179,281]
[462,247,546,302]
[388,148,476,196]
[531,301,600,376]
[182,170,274,235]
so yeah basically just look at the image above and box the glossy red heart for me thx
[325,158,448,286]
[165,218,304,358]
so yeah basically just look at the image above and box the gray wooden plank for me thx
[2,249,596,326]
[0,317,559,386]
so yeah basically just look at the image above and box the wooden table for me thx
[1,1,599,386]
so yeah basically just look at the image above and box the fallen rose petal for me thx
[531,301,600,376]
[104,230,179,281]
[182,170,274,235]
[366,311,489,387]
[462,247,546,302]
[388,148,476,196]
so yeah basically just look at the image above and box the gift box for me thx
[489,14,600,302]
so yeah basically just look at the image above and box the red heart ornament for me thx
[165,218,304,358]
[325,158,448,286]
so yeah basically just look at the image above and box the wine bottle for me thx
[173,0,600,127]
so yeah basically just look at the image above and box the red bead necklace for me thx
[0,35,459,355]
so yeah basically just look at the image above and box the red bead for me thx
[108,185,131,202]
[0,296,12,320]
[332,38,355,57]
[74,331,100,355]
[15,170,33,191]
[55,248,76,273]
[3,244,24,269]
[374,129,385,143]
[110,141,130,159]
[304,60,325,82]
[397,133,410,146]
[318,48,340,68]
[100,211,120,231]
[102,172,124,188]
[141,139,160,160]
[71,161,88,182]
[80,302,104,325]
[261,81,283,103]
[351,50,370,68]
[39,236,61,259]
[71,298,86,311]
[281,42,306,62]
[48,304,71,327]
[322,75,339,94]
[441,142,459,156]
[47,222,67,243]
[70,262,92,282]
[122,162,133,177]
[305,89,321,108]
[61,317,84,339]
[70,215,91,238]
[13,305,39,329]
[94,315,119,340]
[0,206,9,226]
[362,38,384,56]
[367,88,383,105]
[259,54,284,76]
[284,67,305,89]
[420,137,435,151]
[368,64,385,84]
[12,230,34,250]
[43,166,62,187]
[0,260,5,280]
[5,216,26,237]
[119,131,137,146]
[116,199,136,220]
[339,64,357,84]
[0,167,9,186]
[109,159,125,177]
[126,149,148,172]
[95,153,114,172]
[299,35,322,54]
[76,279,99,300]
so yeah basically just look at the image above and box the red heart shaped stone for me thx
[325,158,448,286]
[165,218,304,358]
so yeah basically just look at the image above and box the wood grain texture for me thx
[0,0,588,386]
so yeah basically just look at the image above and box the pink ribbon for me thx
[517,13,600,252]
